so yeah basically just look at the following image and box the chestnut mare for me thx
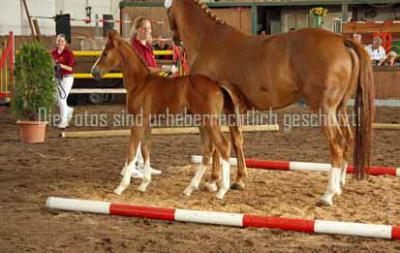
[165,0,375,205]
[91,30,234,199]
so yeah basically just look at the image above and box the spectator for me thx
[259,30,267,36]
[353,33,362,44]
[384,51,399,67]
[153,35,173,60]
[365,37,386,66]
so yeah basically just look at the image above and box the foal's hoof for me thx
[114,186,125,195]
[137,184,148,193]
[215,193,224,200]
[204,182,217,192]
[231,182,245,190]
[215,189,228,200]
[183,187,193,197]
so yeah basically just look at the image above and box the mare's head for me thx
[164,0,225,46]
[91,30,123,80]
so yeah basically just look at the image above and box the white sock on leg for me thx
[320,167,341,205]
[183,165,206,196]
[216,159,230,200]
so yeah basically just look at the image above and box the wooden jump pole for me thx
[373,123,400,130]
[60,125,280,138]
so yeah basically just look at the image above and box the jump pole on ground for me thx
[46,197,400,240]
[191,155,400,177]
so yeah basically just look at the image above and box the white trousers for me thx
[57,75,74,124]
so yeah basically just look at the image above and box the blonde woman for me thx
[130,17,177,74]
[126,17,175,178]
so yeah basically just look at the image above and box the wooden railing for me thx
[72,49,177,79]
[0,32,14,98]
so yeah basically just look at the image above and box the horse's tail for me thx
[344,39,375,179]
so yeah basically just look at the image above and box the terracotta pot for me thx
[16,120,48,143]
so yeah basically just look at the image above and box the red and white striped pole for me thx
[47,197,400,240]
[191,155,400,177]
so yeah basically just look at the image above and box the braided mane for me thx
[192,0,225,25]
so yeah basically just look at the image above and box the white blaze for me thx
[164,0,173,8]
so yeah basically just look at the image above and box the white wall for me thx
[0,1,23,35]
[0,0,120,36]
[23,0,56,35]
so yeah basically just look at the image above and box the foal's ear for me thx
[108,30,120,46]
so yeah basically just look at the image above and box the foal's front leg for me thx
[138,127,152,192]
[119,143,143,177]
[114,126,144,195]
[207,125,231,200]
[183,127,211,196]
[203,149,219,192]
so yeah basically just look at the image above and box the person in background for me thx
[384,51,399,67]
[353,33,362,44]
[51,34,74,129]
[365,37,386,66]
[259,30,267,36]
[130,17,177,74]
[153,35,173,60]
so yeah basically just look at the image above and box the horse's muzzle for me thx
[91,68,102,81]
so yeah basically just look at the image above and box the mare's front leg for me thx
[138,126,152,192]
[114,126,145,195]
[229,125,247,190]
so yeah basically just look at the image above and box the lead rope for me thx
[55,64,67,99]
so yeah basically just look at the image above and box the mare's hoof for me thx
[317,197,333,206]
[230,182,245,190]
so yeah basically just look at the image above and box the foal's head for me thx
[91,30,123,80]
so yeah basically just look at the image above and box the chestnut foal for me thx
[91,30,232,199]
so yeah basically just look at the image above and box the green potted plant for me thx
[12,41,55,143]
